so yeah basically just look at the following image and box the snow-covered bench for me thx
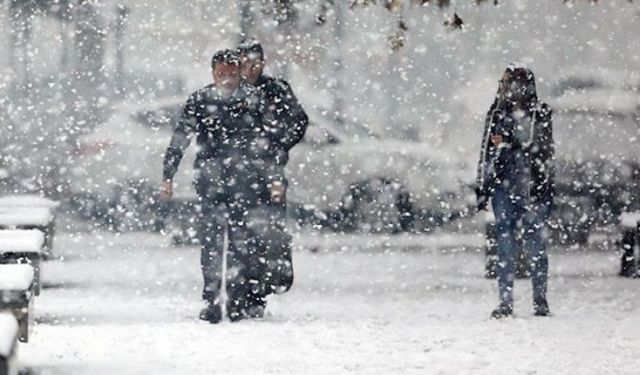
[619,211,640,278]
[0,264,36,343]
[0,230,45,296]
[0,195,57,259]
[0,312,19,375]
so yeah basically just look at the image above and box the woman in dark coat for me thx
[476,63,555,319]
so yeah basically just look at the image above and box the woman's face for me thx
[499,70,532,104]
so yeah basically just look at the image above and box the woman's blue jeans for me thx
[491,187,551,307]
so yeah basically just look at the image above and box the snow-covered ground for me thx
[18,229,640,374]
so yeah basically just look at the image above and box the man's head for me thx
[499,64,537,105]
[237,39,265,85]
[211,49,241,97]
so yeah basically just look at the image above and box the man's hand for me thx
[160,180,173,201]
[475,187,489,212]
[477,195,489,212]
[269,181,285,203]
[490,134,503,146]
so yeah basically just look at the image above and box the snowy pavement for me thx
[19,230,640,374]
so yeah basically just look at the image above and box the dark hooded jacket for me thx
[163,82,279,206]
[476,64,555,207]
[254,75,308,166]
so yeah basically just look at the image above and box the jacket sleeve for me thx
[476,104,497,196]
[162,93,199,181]
[531,103,555,198]
[273,79,309,151]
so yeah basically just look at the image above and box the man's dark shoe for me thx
[490,304,513,319]
[228,297,266,321]
[199,302,222,324]
[533,298,551,317]
[245,303,265,319]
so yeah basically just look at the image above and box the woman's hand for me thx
[269,181,285,203]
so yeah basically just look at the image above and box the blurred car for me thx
[287,129,475,234]
[293,176,415,234]
[549,74,640,244]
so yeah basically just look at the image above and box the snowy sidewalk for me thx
[19,231,640,374]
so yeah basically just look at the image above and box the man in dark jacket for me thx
[476,63,555,319]
[161,49,274,323]
[237,40,309,299]
[237,40,309,167]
